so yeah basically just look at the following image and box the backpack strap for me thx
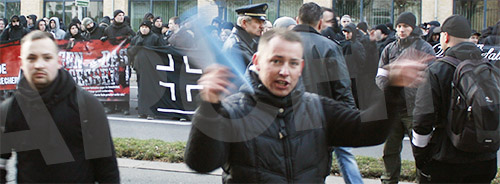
[439,56,461,68]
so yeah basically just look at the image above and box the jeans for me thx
[334,147,363,184]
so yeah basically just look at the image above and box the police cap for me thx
[235,3,268,21]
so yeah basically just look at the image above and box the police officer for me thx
[222,3,268,71]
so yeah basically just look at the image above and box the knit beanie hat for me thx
[140,20,152,29]
[395,12,416,29]
[82,17,93,28]
[113,10,124,18]
[357,22,368,33]
[375,24,390,35]
[71,17,81,25]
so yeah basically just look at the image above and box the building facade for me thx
[0,0,498,32]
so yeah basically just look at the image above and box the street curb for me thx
[117,158,415,184]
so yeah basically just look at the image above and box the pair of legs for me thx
[381,112,412,184]
[334,147,363,184]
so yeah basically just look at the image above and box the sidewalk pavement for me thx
[118,158,415,184]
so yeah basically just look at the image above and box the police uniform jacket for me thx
[222,25,258,69]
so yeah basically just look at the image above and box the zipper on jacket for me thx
[278,118,293,183]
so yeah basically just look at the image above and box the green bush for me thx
[114,138,185,163]
[113,138,500,183]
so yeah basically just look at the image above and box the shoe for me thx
[104,107,113,114]
[138,114,147,118]
[123,110,130,115]
[147,115,155,120]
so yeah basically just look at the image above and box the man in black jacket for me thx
[82,17,105,40]
[375,12,436,184]
[0,30,119,183]
[102,10,135,41]
[222,3,267,71]
[129,21,165,120]
[292,4,361,183]
[185,28,427,183]
[102,9,135,115]
[412,15,498,183]
[0,15,29,42]
[341,23,366,108]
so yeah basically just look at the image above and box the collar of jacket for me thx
[292,24,321,35]
[234,25,258,44]
[16,68,76,106]
[397,35,420,48]
[112,22,126,29]
[444,41,483,60]
[239,67,305,108]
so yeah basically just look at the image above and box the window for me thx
[1,0,20,19]
[336,0,421,28]
[278,0,302,19]
[363,0,393,27]
[455,0,499,31]
[393,0,421,26]
[129,0,196,32]
[44,0,103,32]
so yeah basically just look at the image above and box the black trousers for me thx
[420,158,497,183]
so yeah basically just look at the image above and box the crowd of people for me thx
[0,1,499,183]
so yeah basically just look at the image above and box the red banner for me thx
[0,41,22,90]
[0,39,131,102]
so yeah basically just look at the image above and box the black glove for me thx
[411,143,432,173]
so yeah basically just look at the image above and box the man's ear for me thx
[295,17,300,24]
[317,19,323,31]
[252,52,260,70]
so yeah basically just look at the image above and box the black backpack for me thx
[440,56,500,153]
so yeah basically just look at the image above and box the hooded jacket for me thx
[185,68,396,183]
[49,17,66,39]
[0,69,119,183]
[340,24,366,80]
[64,23,87,41]
[83,21,105,40]
[484,22,500,45]
[412,42,497,166]
[292,24,356,108]
[35,19,48,32]
[0,16,29,42]
[27,14,37,31]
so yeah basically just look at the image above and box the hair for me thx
[298,2,323,26]
[237,15,252,26]
[341,15,351,20]
[21,30,56,46]
[169,16,181,25]
[257,28,303,52]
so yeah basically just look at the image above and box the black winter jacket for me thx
[340,29,366,79]
[0,69,120,183]
[222,26,258,71]
[412,42,497,165]
[84,22,106,40]
[0,24,29,42]
[128,32,165,70]
[103,22,135,39]
[293,25,356,108]
[185,69,396,183]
